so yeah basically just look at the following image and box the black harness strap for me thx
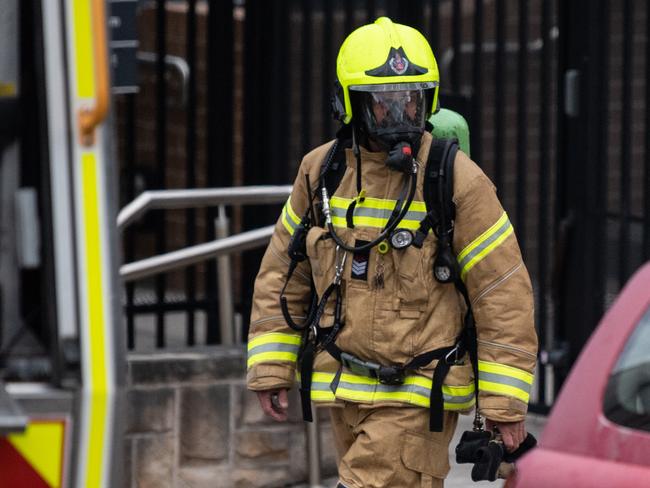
[292,135,481,433]
[299,335,316,422]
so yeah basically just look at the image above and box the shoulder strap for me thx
[423,137,458,229]
[414,138,458,247]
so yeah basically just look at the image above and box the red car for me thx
[509,262,650,487]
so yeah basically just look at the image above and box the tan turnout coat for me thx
[247,131,538,423]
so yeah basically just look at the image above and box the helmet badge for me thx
[389,52,409,75]
[365,47,428,77]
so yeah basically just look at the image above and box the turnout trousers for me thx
[329,403,459,488]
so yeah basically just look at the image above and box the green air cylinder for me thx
[428,108,471,157]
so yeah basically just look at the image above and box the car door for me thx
[512,262,650,487]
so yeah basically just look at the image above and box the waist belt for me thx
[298,331,466,432]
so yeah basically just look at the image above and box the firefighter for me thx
[247,17,537,487]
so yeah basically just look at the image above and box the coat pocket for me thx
[305,226,337,297]
[400,430,451,482]
[392,242,431,313]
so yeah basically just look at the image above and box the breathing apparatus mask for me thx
[351,83,434,172]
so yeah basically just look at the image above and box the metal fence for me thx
[116,0,650,408]
[557,0,650,377]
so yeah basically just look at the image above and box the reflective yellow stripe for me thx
[247,351,298,368]
[73,0,95,98]
[330,196,426,230]
[281,208,293,234]
[247,332,302,368]
[458,213,510,262]
[248,332,301,350]
[444,398,477,411]
[331,196,427,212]
[478,360,533,403]
[478,360,534,384]
[82,152,109,487]
[458,212,514,279]
[479,380,530,403]
[307,371,475,409]
[311,390,336,402]
[285,197,301,224]
[281,197,301,236]
[331,215,422,230]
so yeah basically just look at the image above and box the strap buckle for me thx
[377,365,406,385]
[340,352,380,377]
[340,352,405,385]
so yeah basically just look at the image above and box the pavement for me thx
[291,412,547,488]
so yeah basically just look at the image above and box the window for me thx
[603,305,650,432]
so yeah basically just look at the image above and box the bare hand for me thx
[256,389,290,422]
[485,418,527,452]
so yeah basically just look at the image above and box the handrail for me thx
[137,52,190,106]
[78,0,110,146]
[117,185,292,231]
[120,225,275,282]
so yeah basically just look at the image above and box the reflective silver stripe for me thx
[458,217,513,271]
[331,206,426,222]
[248,342,300,357]
[443,391,476,404]
[281,203,299,235]
[316,378,474,404]
[311,380,334,391]
[338,380,429,399]
[478,371,532,395]
[374,382,430,399]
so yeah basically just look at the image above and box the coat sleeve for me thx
[452,151,538,423]
[246,143,332,392]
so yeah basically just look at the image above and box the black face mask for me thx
[355,89,429,171]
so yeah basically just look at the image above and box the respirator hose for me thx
[323,164,418,253]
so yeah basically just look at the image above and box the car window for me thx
[603,305,650,432]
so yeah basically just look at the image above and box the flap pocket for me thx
[306,226,333,277]
[305,226,339,299]
[392,245,429,309]
[400,431,450,480]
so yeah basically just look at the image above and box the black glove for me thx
[503,432,538,463]
[455,430,492,464]
[456,430,538,482]
[471,440,505,482]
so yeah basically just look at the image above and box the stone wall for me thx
[124,347,338,488]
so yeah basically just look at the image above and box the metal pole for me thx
[307,406,324,488]
[215,206,234,345]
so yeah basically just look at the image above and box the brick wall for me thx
[124,347,338,488]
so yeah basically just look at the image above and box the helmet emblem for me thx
[389,52,409,75]
[365,47,428,77]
